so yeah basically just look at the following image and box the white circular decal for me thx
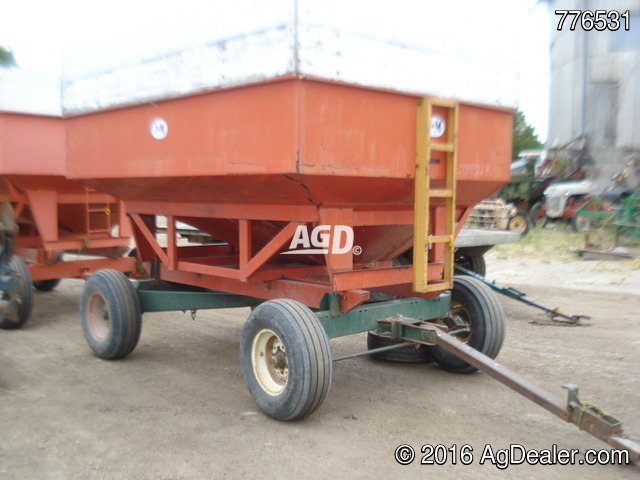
[430,114,446,138]
[150,117,168,140]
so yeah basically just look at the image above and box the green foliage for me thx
[512,110,542,159]
[0,46,17,67]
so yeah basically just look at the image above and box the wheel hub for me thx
[434,303,472,343]
[86,292,110,340]
[252,329,288,396]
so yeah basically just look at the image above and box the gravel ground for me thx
[1,248,639,480]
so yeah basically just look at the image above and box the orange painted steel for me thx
[0,111,134,281]
[67,77,513,311]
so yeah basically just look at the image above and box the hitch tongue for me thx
[563,383,639,463]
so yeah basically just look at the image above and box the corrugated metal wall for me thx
[548,0,640,188]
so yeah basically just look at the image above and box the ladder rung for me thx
[430,142,454,152]
[421,281,453,292]
[428,189,454,198]
[428,235,453,244]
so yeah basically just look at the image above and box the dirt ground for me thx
[1,254,639,480]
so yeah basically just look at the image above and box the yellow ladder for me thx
[413,97,458,293]
[85,188,113,236]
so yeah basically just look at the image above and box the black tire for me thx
[430,275,505,374]
[33,278,62,292]
[367,329,432,363]
[0,256,34,330]
[529,201,547,228]
[240,299,332,421]
[80,269,142,360]
[454,253,486,277]
[508,212,530,235]
[571,211,591,233]
[32,252,63,291]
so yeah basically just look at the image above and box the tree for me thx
[0,46,17,67]
[512,110,542,159]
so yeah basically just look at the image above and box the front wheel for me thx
[508,212,530,235]
[0,256,34,329]
[240,299,332,421]
[80,269,142,360]
[429,276,506,374]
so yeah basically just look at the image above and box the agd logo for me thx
[281,225,361,255]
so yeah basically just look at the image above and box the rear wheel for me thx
[367,329,432,363]
[571,211,591,233]
[454,253,486,277]
[33,252,63,291]
[529,201,547,228]
[80,269,142,360]
[33,278,62,292]
[240,299,332,421]
[0,256,34,329]
[429,275,505,374]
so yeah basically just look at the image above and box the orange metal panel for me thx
[458,104,512,184]
[0,113,66,176]
[67,80,300,180]
[67,78,512,211]
[298,81,415,178]
[24,189,58,242]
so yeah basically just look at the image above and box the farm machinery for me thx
[58,74,639,460]
[573,188,640,253]
[0,71,135,329]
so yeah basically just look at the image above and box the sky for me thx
[0,0,551,142]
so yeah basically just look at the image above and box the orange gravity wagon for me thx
[53,16,640,459]
[0,91,135,330]
[67,76,513,412]
[62,73,640,461]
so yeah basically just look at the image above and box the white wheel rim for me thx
[251,329,288,396]
[86,292,109,340]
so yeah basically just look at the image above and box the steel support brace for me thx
[134,281,260,312]
[386,320,640,463]
[315,292,451,339]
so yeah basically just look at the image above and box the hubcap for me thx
[251,329,288,396]
[509,216,527,233]
[86,292,110,340]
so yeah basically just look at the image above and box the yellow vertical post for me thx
[413,98,458,293]
[413,98,431,292]
[441,103,458,288]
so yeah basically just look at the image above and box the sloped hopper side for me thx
[67,77,511,304]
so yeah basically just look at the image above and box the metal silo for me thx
[547,0,640,189]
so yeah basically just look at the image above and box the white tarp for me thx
[61,0,519,113]
[0,68,61,116]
